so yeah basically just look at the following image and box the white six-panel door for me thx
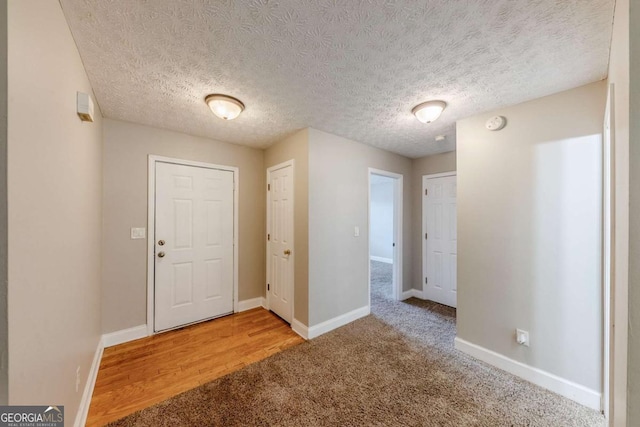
[267,162,294,323]
[154,162,234,332]
[423,174,457,308]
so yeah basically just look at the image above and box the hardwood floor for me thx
[86,308,304,426]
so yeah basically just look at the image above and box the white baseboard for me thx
[74,337,104,427]
[454,337,601,411]
[102,324,148,348]
[370,256,393,264]
[238,297,267,312]
[105,299,267,349]
[308,306,370,339]
[291,318,309,340]
[401,289,424,300]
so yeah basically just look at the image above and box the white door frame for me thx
[422,171,457,302]
[147,155,239,336]
[368,168,403,304]
[266,159,295,323]
[602,83,615,422]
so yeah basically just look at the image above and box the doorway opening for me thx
[368,168,403,306]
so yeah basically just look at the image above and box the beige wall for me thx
[0,0,6,406]
[456,81,606,392]
[308,128,412,326]
[102,119,265,333]
[7,0,103,419]
[627,0,639,423]
[607,0,630,424]
[411,152,456,291]
[264,129,309,325]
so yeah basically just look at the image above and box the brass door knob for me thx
[157,251,166,258]
[284,249,291,255]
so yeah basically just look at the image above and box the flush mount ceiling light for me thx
[412,100,447,124]
[205,94,245,120]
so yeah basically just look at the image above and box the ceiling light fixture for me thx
[205,94,245,120]
[412,100,447,123]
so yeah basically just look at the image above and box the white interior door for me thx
[154,162,234,332]
[267,163,294,323]
[423,174,457,308]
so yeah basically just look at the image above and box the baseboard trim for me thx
[401,289,424,300]
[370,256,393,264]
[454,337,601,411]
[291,318,309,340]
[238,297,267,312]
[74,337,104,427]
[102,325,148,348]
[308,306,370,339]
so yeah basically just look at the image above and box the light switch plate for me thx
[354,226,360,237]
[131,227,146,239]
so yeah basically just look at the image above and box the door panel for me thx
[424,175,457,308]
[268,164,294,323]
[155,162,234,332]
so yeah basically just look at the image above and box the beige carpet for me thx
[108,262,604,426]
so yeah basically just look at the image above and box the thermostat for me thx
[486,115,506,131]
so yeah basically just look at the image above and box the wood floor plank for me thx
[86,308,304,427]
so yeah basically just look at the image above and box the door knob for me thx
[284,249,291,255]
[157,251,165,258]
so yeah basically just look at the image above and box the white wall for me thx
[308,128,412,326]
[7,0,103,419]
[456,81,606,393]
[369,178,394,262]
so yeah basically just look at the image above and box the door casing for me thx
[147,155,239,336]
[602,83,615,422]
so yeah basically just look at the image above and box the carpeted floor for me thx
[108,261,604,426]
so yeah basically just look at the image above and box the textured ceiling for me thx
[60,0,614,158]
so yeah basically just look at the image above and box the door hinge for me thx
[425,232,428,240]
[425,277,428,284]
[267,233,270,241]
[267,283,270,291]
[268,183,271,191]
[425,188,428,196]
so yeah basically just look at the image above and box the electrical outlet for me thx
[76,366,81,393]
[516,329,530,347]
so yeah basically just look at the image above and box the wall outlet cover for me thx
[516,329,530,347]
